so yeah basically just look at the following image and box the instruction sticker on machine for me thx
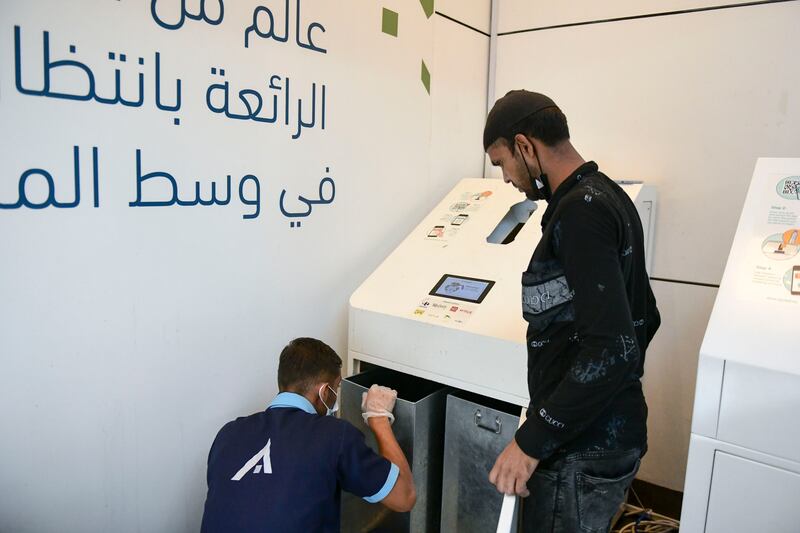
[413,297,476,325]
[741,169,800,302]
[702,158,800,377]
[424,190,494,242]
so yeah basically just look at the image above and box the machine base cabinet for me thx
[341,368,449,533]
[440,392,520,533]
[340,366,527,533]
[681,434,800,533]
[705,452,800,533]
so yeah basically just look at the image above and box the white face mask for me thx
[318,384,339,416]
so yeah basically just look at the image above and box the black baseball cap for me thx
[483,90,558,150]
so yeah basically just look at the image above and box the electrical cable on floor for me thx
[612,486,680,533]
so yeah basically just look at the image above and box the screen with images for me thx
[431,275,494,303]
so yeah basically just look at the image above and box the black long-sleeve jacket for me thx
[514,161,660,460]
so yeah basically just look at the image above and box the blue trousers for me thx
[521,448,641,533]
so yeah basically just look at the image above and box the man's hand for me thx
[489,438,539,497]
[361,384,397,425]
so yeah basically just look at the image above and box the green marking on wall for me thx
[421,59,431,94]
[381,8,398,37]
[419,0,434,18]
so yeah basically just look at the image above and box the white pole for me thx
[496,406,527,533]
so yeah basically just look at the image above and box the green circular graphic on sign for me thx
[783,267,795,292]
[776,176,800,200]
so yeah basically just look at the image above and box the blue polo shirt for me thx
[200,392,399,533]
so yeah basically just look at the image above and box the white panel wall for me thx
[0,2,485,532]
[430,15,490,199]
[493,0,800,490]
[495,1,800,285]
[640,281,717,491]
[438,0,492,34]
[498,0,765,32]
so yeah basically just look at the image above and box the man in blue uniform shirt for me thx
[201,337,416,532]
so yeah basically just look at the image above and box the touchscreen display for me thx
[430,274,495,303]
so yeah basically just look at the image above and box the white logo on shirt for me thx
[538,408,565,429]
[231,439,272,481]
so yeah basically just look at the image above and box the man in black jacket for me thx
[484,91,660,532]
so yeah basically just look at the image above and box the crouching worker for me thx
[201,337,416,532]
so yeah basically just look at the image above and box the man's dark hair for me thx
[277,337,342,393]
[483,90,570,151]
[500,107,570,149]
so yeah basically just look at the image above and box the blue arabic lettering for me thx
[278,168,335,227]
[15,26,95,101]
[130,150,260,219]
[244,0,326,53]
[206,69,292,126]
[292,82,325,139]
[155,52,182,124]
[204,69,324,138]
[130,149,179,207]
[175,175,233,206]
[239,175,261,219]
[150,0,225,31]
[245,2,289,48]
[14,26,182,123]
[294,0,326,54]
[0,146,99,210]
[95,51,145,107]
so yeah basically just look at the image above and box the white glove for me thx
[361,384,397,425]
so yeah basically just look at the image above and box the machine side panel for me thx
[681,434,800,532]
[705,452,800,533]
[716,361,800,464]
[680,434,718,532]
[689,355,724,438]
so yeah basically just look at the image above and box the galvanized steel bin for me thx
[440,392,521,533]
[340,367,449,533]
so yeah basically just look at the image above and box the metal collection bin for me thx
[340,367,449,533]
[440,392,521,533]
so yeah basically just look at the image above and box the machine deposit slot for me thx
[486,199,537,245]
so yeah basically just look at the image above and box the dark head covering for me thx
[483,90,558,150]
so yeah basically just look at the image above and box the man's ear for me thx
[308,382,327,414]
[513,134,533,157]
[311,381,325,399]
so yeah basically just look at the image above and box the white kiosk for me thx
[348,178,655,398]
[681,159,800,533]
[347,177,656,531]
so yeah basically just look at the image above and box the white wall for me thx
[492,0,800,490]
[438,0,492,35]
[431,1,492,191]
[10,0,785,522]
[0,2,488,532]
[498,0,764,31]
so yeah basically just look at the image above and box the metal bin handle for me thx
[474,409,502,434]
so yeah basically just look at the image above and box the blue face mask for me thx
[318,384,339,416]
